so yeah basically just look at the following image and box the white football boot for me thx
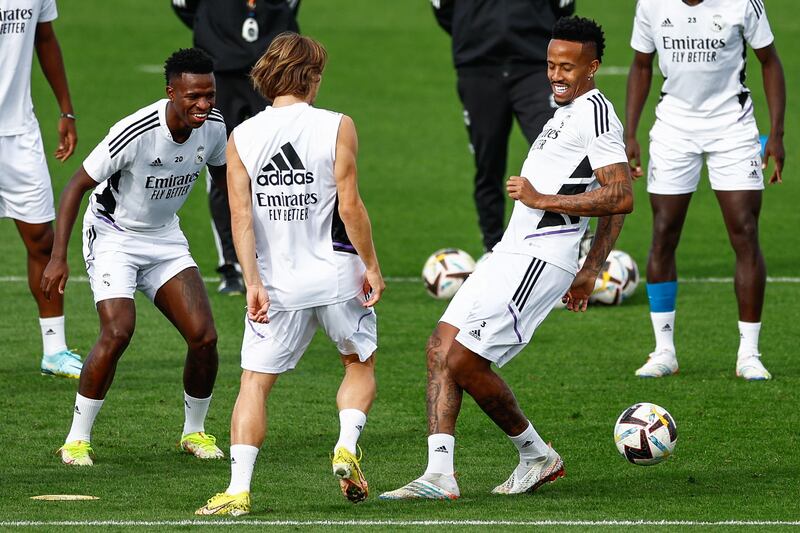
[492,446,565,495]
[379,473,460,500]
[635,349,679,378]
[736,354,772,381]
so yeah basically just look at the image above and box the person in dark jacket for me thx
[172,0,300,294]
[433,0,575,251]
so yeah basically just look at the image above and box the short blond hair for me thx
[250,32,328,101]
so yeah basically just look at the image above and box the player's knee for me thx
[188,327,218,353]
[99,325,133,354]
[24,226,54,260]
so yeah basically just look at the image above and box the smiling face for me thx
[547,39,599,106]
[166,72,216,130]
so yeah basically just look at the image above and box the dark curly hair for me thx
[164,48,214,85]
[552,16,605,62]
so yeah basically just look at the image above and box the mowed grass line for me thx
[0,0,798,527]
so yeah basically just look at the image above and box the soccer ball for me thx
[580,254,627,305]
[422,248,476,299]
[614,402,677,466]
[608,250,640,299]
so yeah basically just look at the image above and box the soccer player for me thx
[0,0,81,378]
[41,49,228,466]
[196,32,384,516]
[172,0,301,295]
[626,0,785,380]
[380,17,633,500]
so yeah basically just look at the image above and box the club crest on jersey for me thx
[712,15,724,32]
[195,145,205,164]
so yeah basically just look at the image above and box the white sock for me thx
[65,393,104,443]
[650,311,676,354]
[40,316,67,357]
[183,392,211,435]
[424,433,455,476]
[738,321,762,358]
[334,408,366,455]
[509,422,548,464]
[227,444,259,494]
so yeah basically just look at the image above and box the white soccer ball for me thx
[608,250,640,299]
[422,248,476,299]
[579,254,627,305]
[614,402,677,466]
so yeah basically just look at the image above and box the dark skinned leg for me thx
[647,193,693,283]
[715,190,765,322]
[153,267,218,398]
[14,220,62,317]
[446,340,528,437]
[78,298,136,399]
[426,322,463,436]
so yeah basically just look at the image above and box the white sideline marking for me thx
[2,519,799,527]
[137,64,162,74]
[1,276,799,284]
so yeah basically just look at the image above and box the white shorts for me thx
[440,251,573,367]
[0,129,55,223]
[647,119,764,194]
[241,295,378,374]
[82,222,197,303]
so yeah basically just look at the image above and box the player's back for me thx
[233,102,365,311]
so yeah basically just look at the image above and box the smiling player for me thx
[41,48,228,466]
[381,16,633,500]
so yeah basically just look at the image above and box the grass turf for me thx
[0,0,798,529]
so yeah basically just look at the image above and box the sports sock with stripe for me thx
[647,282,677,354]
[65,393,104,443]
[40,316,67,357]
[510,421,548,464]
[227,444,259,494]
[424,433,455,476]
[183,392,211,435]
[334,408,367,455]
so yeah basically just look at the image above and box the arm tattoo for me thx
[540,162,633,217]
[583,213,626,273]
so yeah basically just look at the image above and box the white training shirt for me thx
[233,102,366,311]
[0,0,57,135]
[631,0,774,136]
[82,99,226,233]
[494,89,628,274]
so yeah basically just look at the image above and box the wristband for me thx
[60,112,77,120]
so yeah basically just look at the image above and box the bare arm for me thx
[227,136,270,322]
[507,162,634,217]
[754,43,786,184]
[625,51,654,178]
[334,115,385,307]
[34,21,76,162]
[563,214,626,312]
[40,167,98,298]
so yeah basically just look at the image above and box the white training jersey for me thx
[82,99,226,233]
[494,89,627,274]
[0,0,57,135]
[233,102,366,311]
[631,0,774,136]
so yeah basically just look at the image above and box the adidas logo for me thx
[355,424,363,432]
[661,324,672,332]
[185,400,191,409]
[74,405,81,415]
[661,18,673,27]
[434,446,449,453]
[45,328,56,336]
[149,157,163,167]
[231,457,237,465]
[749,169,760,179]
[256,142,314,186]
[468,329,482,341]
[520,440,534,449]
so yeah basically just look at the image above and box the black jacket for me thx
[433,0,575,71]
[172,0,300,73]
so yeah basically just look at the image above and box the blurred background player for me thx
[197,32,384,516]
[42,49,228,466]
[626,0,785,380]
[381,17,633,500]
[172,0,300,295]
[0,0,81,378]
[432,0,575,252]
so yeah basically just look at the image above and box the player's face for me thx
[166,73,216,129]
[547,39,599,106]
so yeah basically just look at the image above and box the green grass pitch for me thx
[0,0,798,529]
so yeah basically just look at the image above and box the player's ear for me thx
[165,85,175,101]
[588,59,599,79]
